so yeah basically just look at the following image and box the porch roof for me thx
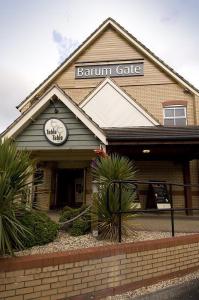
[104,126,199,144]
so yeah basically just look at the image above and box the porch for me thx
[30,149,96,211]
[27,126,199,213]
[105,126,199,213]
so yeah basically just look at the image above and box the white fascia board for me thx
[80,78,159,126]
[4,86,107,145]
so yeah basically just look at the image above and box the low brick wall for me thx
[1,234,199,300]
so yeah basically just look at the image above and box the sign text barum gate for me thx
[75,62,144,79]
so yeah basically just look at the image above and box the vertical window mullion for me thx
[173,107,176,125]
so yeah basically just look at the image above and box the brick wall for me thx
[136,161,184,208]
[1,234,199,300]
[135,160,199,210]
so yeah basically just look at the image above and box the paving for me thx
[133,278,199,300]
[48,210,199,234]
[132,213,199,233]
[47,210,61,223]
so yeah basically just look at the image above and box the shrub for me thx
[0,139,35,256]
[59,205,91,235]
[62,205,74,213]
[69,217,90,236]
[59,208,78,223]
[18,210,59,248]
[91,154,137,241]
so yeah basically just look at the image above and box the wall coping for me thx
[1,234,199,272]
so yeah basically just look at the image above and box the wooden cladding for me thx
[15,100,100,150]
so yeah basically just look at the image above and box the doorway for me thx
[53,169,84,209]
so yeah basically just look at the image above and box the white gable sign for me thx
[80,79,159,128]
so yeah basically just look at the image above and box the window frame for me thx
[163,105,187,126]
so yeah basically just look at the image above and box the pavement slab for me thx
[133,278,199,300]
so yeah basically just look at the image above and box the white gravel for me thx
[15,230,191,256]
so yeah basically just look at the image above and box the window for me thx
[163,106,187,126]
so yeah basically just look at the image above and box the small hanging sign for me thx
[44,118,68,145]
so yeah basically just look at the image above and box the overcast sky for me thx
[0,0,199,133]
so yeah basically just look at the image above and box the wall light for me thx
[142,149,150,154]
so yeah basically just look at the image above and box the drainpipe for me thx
[91,180,99,237]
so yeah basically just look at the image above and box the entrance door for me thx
[55,169,84,209]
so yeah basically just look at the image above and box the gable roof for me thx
[2,85,107,145]
[17,18,199,112]
[80,78,159,127]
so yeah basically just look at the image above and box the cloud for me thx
[52,30,79,63]
[160,9,179,23]
[52,30,63,44]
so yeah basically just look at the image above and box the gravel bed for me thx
[105,269,199,299]
[15,230,191,256]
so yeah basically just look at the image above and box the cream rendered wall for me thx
[81,82,156,127]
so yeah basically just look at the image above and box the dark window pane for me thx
[175,118,186,126]
[175,108,185,117]
[164,118,175,126]
[164,108,174,117]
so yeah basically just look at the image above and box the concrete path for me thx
[48,210,199,234]
[132,214,199,233]
[133,278,199,299]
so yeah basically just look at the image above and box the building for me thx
[2,18,199,212]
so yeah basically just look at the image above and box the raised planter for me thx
[1,234,199,299]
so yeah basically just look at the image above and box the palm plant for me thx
[0,139,35,255]
[91,154,137,240]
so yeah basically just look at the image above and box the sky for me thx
[0,0,199,133]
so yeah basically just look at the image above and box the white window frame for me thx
[163,105,187,126]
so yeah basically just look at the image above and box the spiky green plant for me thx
[92,154,136,185]
[0,139,35,255]
[91,154,137,241]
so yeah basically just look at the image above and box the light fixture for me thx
[142,149,150,154]
[50,98,59,114]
